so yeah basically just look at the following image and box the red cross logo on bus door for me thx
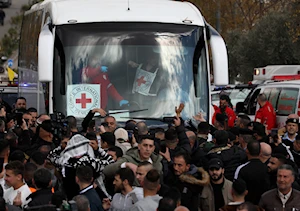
[76,93,92,109]
[137,76,146,86]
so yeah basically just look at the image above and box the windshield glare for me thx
[53,23,208,121]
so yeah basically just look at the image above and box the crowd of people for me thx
[0,94,299,211]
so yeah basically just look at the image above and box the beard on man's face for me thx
[210,172,223,181]
[114,183,124,193]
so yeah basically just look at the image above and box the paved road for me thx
[0,0,29,41]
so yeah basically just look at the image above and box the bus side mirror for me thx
[38,25,54,82]
[208,25,229,85]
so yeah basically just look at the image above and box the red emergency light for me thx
[262,68,266,75]
[272,75,300,81]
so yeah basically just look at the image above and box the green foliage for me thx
[227,10,300,83]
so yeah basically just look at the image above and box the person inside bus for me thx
[128,52,162,97]
[254,93,276,131]
[80,57,129,109]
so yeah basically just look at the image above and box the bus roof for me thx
[29,0,205,26]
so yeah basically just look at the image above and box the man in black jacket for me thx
[26,168,53,207]
[164,151,209,211]
[234,140,270,204]
[76,166,104,211]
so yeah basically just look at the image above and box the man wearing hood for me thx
[164,151,209,211]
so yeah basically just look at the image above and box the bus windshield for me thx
[53,22,208,120]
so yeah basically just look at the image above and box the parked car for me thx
[239,80,300,128]
[0,0,11,7]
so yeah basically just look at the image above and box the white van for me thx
[241,80,300,128]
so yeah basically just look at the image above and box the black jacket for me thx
[206,145,247,181]
[235,158,270,204]
[26,188,53,207]
[80,186,104,211]
[164,165,209,211]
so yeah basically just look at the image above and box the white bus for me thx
[19,0,228,123]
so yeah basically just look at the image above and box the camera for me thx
[50,112,68,142]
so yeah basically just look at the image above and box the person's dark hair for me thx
[9,150,25,162]
[138,134,155,144]
[76,166,93,184]
[238,114,251,126]
[108,146,123,158]
[278,164,295,177]
[88,120,95,130]
[237,202,257,211]
[66,115,77,130]
[173,151,191,165]
[165,128,177,142]
[247,140,260,156]
[34,168,52,189]
[30,151,46,166]
[16,97,26,103]
[161,187,181,209]
[51,191,67,208]
[0,197,6,211]
[155,127,165,134]
[27,107,37,113]
[85,132,97,141]
[100,132,116,147]
[197,122,210,134]
[5,131,18,148]
[220,94,230,102]
[5,161,25,178]
[73,195,90,211]
[271,153,287,165]
[115,167,135,187]
[144,169,160,191]
[214,130,229,145]
[25,162,38,178]
[232,178,247,196]
[157,198,177,211]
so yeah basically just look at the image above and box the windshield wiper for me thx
[121,116,175,123]
[94,108,148,118]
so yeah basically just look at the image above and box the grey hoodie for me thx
[130,195,162,211]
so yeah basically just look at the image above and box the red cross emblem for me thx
[136,76,146,86]
[76,93,92,109]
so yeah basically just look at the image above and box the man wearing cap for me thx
[206,130,247,181]
[212,95,236,128]
[200,158,233,211]
[114,128,131,154]
[282,114,299,148]
[255,93,276,130]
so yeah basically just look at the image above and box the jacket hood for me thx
[125,147,163,164]
[179,167,210,186]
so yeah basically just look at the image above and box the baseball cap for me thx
[286,118,299,124]
[208,158,224,169]
[114,128,128,141]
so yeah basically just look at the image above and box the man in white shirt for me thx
[4,161,31,207]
